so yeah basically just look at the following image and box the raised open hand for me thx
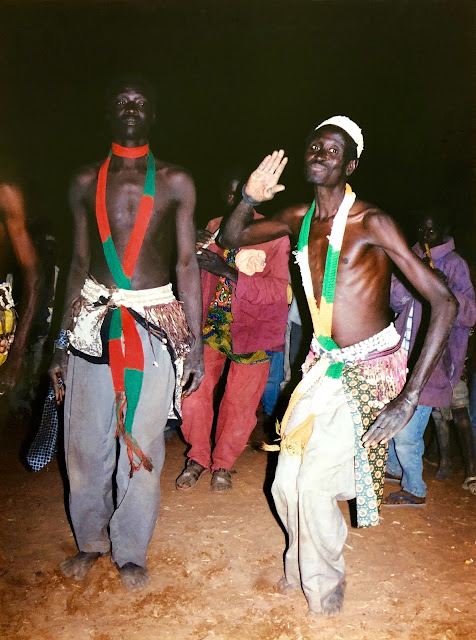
[244,150,288,204]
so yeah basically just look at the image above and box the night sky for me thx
[1,0,474,258]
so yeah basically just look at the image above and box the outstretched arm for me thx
[48,170,92,403]
[220,150,292,248]
[173,171,204,397]
[0,184,42,391]
[362,212,457,447]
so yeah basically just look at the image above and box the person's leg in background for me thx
[261,350,284,417]
[383,405,432,505]
[451,380,476,493]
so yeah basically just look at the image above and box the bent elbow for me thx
[218,230,235,249]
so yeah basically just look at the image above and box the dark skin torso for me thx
[80,156,186,288]
[286,200,392,347]
[221,138,457,446]
[51,149,204,405]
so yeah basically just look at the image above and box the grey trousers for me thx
[271,376,355,613]
[64,323,175,568]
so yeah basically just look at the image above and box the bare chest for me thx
[88,169,174,244]
[307,219,386,303]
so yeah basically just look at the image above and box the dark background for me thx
[1,0,474,257]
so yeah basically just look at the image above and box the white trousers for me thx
[271,376,355,613]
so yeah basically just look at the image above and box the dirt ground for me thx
[1,405,475,640]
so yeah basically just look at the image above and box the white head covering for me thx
[315,115,364,158]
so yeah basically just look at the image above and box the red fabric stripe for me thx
[111,143,149,158]
[96,157,112,243]
[121,307,144,370]
[109,339,125,392]
[122,195,154,278]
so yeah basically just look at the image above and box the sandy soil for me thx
[1,406,475,640]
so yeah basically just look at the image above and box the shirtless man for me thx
[0,179,41,393]
[49,76,204,591]
[221,116,457,615]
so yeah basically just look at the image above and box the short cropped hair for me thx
[105,73,157,108]
[417,206,450,235]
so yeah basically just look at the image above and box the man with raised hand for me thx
[221,116,457,616]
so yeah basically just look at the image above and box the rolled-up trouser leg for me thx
[271,377,355,613]
[110,324,175,568]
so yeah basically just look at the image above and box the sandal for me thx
[462,476,476,495]
[381,490,426,507]
[211,468,233,493]
[175,459,208,491]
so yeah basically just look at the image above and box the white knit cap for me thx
[315,116,364,158]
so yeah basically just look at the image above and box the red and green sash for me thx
[96,143,155,474]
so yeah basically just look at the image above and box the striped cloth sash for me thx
[295,183,355,378]
[95,148,156,475]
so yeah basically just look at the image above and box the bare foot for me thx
[118,562,150,592]
[321,582,345,616]
[60,551,101,580]
[277,575,300,595]
[307,583,346,618]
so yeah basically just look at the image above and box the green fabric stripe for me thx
[124,368,143,434]
[103,237,131,290]
[322,246,340,303]
[326,361,344,379]
[144,152,156,197]
[317,335,339,351]
[109,308,123,341]
[297,201,315,251]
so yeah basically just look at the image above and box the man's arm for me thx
[172,171,204,397]
[220,150,293,248]
[0,184,42,390]
[48,170,92,403]
[233,236,290,305]
[362,212,458,447]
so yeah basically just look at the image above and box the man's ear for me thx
[345,158,359,177]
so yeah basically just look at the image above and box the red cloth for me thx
[181,345,270,471]
[201,215,290,352]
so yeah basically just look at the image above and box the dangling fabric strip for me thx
[96,145,156,474]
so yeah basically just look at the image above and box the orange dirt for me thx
[1,408,475,640]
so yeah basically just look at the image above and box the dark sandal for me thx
[381,490,426,507]
[211,468,233,492]
[175,459,208,491]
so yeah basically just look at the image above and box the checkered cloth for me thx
[26,381,60,472]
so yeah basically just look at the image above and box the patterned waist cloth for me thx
[275,323,409,528]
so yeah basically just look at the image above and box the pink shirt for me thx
[200,215,290,353]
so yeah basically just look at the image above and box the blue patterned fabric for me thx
[26,381,60,472]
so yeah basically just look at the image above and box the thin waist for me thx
[311,323,401,364]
